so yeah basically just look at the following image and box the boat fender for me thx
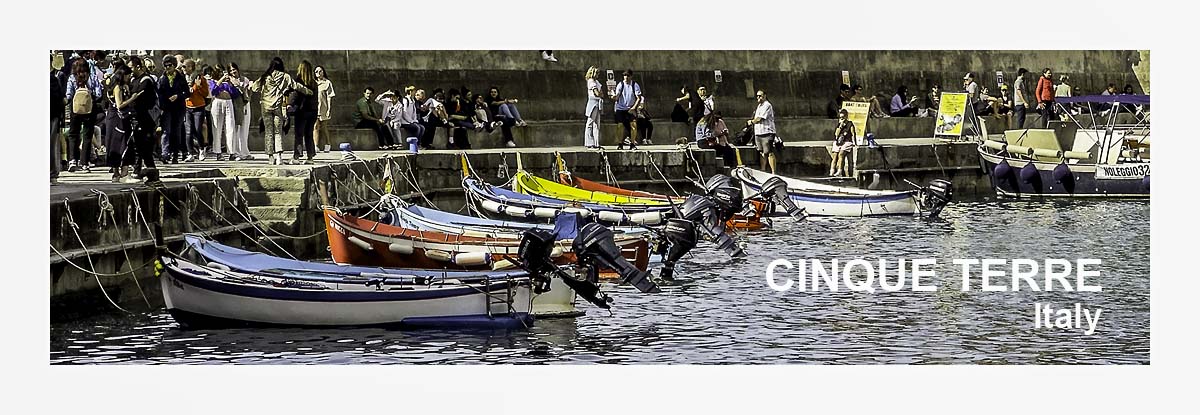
[1143,175,1150,191]
[550,246,565,258]
[1063,150,1091,160]
[994,160,1012,178]
[347,236,373,251]
[627,211,665,225]
[504,206,531,218]
[533,207,558,218]
[563,207,592,217]
[480,199,504,214]
[388,241,415,254]
[425,249,453,262]
[597,211,626,223]
[452,252,492,266]
[492,259,518,271]
[206,262,231,271]
[1019,162,1039,184]
[1052,163,1073,184]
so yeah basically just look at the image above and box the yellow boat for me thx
[512,170,672,207]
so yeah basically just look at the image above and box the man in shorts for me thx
[748,90,778,173]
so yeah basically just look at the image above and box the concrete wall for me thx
[177,50,1143,128]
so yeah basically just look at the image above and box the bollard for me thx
[408,136,419,154]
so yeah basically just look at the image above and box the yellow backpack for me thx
[71,86,93,115]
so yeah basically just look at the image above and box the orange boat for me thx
[324,209,652,272]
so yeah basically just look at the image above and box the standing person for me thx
[634,100,654,145]
[611,69,642,150]
[184,65,211,161]
[226,62,253,161]
[126,57,158,176]
[962,73,981,137]
[249,57,311,165]
[104,65,141,182]
[748,90,778,174]
[288,60,319,163]
[584,66,604,149]
[50,54,66,184]
[314,65,336,153]
[1035,68,1056,127]
[1055,74,1072,97]
[66,59,102,173]
[157,55,189,164]
[352,86,393,150]
[1012,68,1030,129]
[830,109,856,177]
[209,66,240,162]
[672,85,692,124]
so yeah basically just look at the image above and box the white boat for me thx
[159,255,535,328]
[731,167,921,216]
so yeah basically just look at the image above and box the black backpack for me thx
[735,124,754,146]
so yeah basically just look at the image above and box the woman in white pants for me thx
[583,66,603,149]
[227,62,253,160]
[209,67,236,161]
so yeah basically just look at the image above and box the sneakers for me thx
[541,51,558,62]
[505,141,517,148]
[323,144,331,153]
[67,160,79,172]
[184,155,196,163]
[617,138,637,150]
[198,151,206,161]
[516,120,528,127]
[50,176,58,185]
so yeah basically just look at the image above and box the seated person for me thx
[634,101,653,145]
[851,84,890,118]
[695,111,737,167]
[827,84,852,119]
[352,86,394,149]
[924,84,941,116]
[485,86,527,127]
[889,85,920,117]
[445,88,476,149]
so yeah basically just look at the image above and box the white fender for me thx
[562,207,592,217]
[206,262,231,271]
[550,246,565,258]
[425,249,453,262]
[347,236,372,251]
[387,240,414,254]
[453,252,491,266]
[597,211,626,223]
[533,207,558,218]
[627,211,665,225]
[480,199,504,214]
[492,259,518,271]
[504,206,531,218]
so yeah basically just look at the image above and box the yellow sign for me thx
[841,101,870,144]
[935,92,968,137]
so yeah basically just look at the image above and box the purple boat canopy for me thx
[1056,95,1150,105]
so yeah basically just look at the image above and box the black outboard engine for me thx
[658,218,699,281]
[758,176,807,219]
[517,228,611,309]
[679,194,745,257]
[573,223,661,294]
[918,179,954,219]
[704,175,744,222]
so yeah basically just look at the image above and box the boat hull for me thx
[733,167,918,216]
[978,152,1149,198]
[160,257,534,328]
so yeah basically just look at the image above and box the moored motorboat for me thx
[732,166,927,216]
[978,95,1149,198]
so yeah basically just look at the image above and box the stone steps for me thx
[247,206,299,222]
[240,191,303,206]
[238,176,310,192]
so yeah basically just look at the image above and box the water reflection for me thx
[51,200,1149,364]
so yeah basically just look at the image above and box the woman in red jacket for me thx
[1035,68,1056,127]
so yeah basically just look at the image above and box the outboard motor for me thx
[704,175,744,222]
[680,195,745,257]
[518,228,610,309]
[573,223,661,294]
[918,179,954,219]
[758,176,807,219]
[658,218,699,281]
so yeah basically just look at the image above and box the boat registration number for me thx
[1096,163,1150,180]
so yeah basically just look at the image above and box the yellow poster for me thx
[841,101,870,144]
[935,92,968,137]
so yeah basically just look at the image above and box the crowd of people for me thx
[51,50,1146,185]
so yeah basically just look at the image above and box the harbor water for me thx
[50,200,1149,364]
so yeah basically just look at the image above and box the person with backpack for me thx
[250,57,311,165]
[66,59,102,173]
[612,69,642,150]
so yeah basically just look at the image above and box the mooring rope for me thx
[91,190,153,309]
[58,198,133,313]
[206,182,299,259]
[644,150,682,198]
